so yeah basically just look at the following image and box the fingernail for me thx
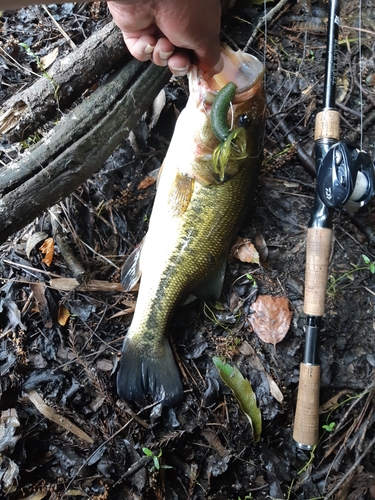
[213,55,224,74]
[171,65,190,76]
[144,44,154,55]
[160,50,174,60]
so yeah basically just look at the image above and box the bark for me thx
[0,60,171,244]
[0,22,128,142]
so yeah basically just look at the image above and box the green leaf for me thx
[142,447,153,457]
[370,263,375,274]
[322,421,336,432]
[362,254,370,264]
[213,357,262,441]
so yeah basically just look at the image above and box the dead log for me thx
[0,60,171,244]
[0,21,128,142]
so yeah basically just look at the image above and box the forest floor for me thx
[0,1,375,499]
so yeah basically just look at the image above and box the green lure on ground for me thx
[211,82,248,181]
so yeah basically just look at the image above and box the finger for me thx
[124,35,158,61]
[168,50,191,76]
[152,37,175,67]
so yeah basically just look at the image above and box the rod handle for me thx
[293,363,321,448]
[314,109,340,141]
[304,227,332,317]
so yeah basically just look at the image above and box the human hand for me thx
[107,0,223,76]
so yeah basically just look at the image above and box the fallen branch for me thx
[244,0,291,51]
[0,60,171,244]
[0,22,128,142]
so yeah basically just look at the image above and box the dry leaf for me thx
[26,231,48,258]
[234,237,259,264]
[30,282,53,328]
[248,295,292,347]
[149,88,166,130]
[304,95,316,127]
[40,47,58,69]
[320,389,351,413]
[137,176,156,190]
[239,341,284,402]
[39,237,54,266]
[57,304,70,326]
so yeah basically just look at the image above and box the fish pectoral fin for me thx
[116,336,183,406]
[120,241,143,291]
[193,255,227,302]
[168,172,194,217]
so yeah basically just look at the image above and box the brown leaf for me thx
[57,304,70,326]
[248,295,292,347]
[233,237,259,264]
[39,237,54,266]
[137,176,156,190]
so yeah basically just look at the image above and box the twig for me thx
[50,206,89,283]
[244,0,291,51]
[324,435,375,499]
[268,100,316,176]
[41,5,77,50]
[336,101,362,119]
[113,455,153,487]
[63,417,135,497]
[0,45,41,79]
[72,192,136,249]
[27,390,94,444]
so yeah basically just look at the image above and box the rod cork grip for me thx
[293,363,321,447]
[304,227,332,317]
[314,109,340,141]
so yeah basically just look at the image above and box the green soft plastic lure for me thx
[211,82,248,181]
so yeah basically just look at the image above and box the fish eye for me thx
[237,113,251,128]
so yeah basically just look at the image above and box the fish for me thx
[117,45,266,406]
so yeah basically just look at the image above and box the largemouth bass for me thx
[117,46,266,406]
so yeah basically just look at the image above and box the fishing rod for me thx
[293,0,374,449]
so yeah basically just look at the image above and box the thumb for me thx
[194,41,223,74]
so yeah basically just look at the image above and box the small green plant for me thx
[322,421,336,432]
[19,43,60,107]
[20,131,42,149]
[142,448,172,473]
[327,254,375,297]
[246,273,257,287]
[203,302,231,330]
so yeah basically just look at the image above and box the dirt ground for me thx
[0,1,375,499]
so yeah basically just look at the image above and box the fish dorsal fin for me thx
[121,241,143,291]
[168,172,195,217]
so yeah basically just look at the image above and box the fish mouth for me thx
[189,44,264,105]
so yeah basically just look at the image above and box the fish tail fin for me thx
[116,336,183,406]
